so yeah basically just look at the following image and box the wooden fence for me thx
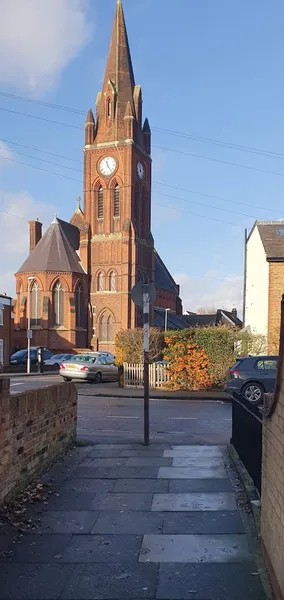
[123,363,170,388]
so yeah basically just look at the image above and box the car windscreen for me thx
[11,350,27,358]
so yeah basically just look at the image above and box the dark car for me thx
[10,348,52,366]
[225,355,278,404]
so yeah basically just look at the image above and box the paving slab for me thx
[124,457,172,467]
[81,457,128,468]
[91,492,153,511]
[156,562,266,599]
[0,564,74,600]
[32,510,99,534]
[168,478,233,493]
[62,477,115,493]
[6,534,72,563]
[152,492,237,512]
[113,478,169,494]
[162,511,245,535]
[61,534,142,563]
[42,490,96,511]
[60,562,158,599]
[165,446,224,458]
[171,457,225,467]
[139,534,250,563]
[92,510,164,534]
[158,466,227,479]
[108,467,159,479]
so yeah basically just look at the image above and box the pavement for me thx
[0,442,267,600]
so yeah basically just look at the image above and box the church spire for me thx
[103,0,135,95]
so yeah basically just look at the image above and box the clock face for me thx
[137,162,145,180]
[99,156,117,177]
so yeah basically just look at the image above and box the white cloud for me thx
[0,0,92,94]
[175,272,243,316]
[0,191,56,297]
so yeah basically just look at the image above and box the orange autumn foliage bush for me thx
[164,338,213,391]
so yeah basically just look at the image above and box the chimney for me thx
[29,219,42,253]
[232,308,237,318]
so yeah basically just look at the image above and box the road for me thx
[77,393,232,446]
[6,374,232,446]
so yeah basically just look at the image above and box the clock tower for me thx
[82,0,154,350]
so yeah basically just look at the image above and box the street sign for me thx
[27,330,32,340]
[131,282,156,307]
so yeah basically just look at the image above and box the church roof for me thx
[155,251,179,294]
[17,217,85,275]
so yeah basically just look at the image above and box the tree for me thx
[115,328,164,365]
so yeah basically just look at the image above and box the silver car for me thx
[59,353,118,383]
[45,353,74,367]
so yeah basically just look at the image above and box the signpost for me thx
[131,281,156,446]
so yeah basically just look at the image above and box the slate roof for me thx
[155,251,178,294]
[154,308,188,330]
[17,217,85,275]
[183,310,243,329]
[254,221,284,260]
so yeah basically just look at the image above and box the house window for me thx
[30,282,41,327]
[97,187,103,219]
[52,281,64,327]
[114,185,120,217]
[0,339,3,364]
[0,304,3,326]
[109,271,116,292]
[98,272,105,292]
[75,283,84,328]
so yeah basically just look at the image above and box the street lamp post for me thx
[27,277,34,374]
[165,308,170,332]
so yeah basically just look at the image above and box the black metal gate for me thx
[231,392,262,494]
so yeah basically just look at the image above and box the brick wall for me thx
[261,323,284,598]
[0,378,77,504]
[268,262,284,353]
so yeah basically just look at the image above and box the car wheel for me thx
[94,372,102,384]
[63,377,72,382]
[242,382,264,404]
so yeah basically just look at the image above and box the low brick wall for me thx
[0,378,77,504]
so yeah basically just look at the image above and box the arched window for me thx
[75,283,84,328]
[107,315,113,341]
[19,284,23,308]
[99,314,107,342]
[114,185,120,217]
[107,98,112,117]
[30,282,40,327]
[52,281,64,327]
[98,272,105,292]
[97,187,103,219]
[98,313,114,342]
[109,271,116,292]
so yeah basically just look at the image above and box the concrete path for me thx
[0,444,266,599]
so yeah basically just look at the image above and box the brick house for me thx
[14,0,183,353]
[244,220,284,352]
[0,294,13,366]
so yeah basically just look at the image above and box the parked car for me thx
[225,355,278,404]
[83,351,116,361]
[10,347,52,366]
[44,354,75,368]
[59,353,118,383]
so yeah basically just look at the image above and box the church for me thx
[14,0,184,353]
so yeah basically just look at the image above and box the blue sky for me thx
[0,0,284,314]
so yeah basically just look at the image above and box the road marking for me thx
[169,417,198,420]
[107,416,139,419]
[10,383,24,387]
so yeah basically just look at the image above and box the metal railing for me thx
[231,391,262,494]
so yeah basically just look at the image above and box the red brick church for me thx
[14,0,184,353]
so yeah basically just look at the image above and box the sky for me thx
[0,0,284,316]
